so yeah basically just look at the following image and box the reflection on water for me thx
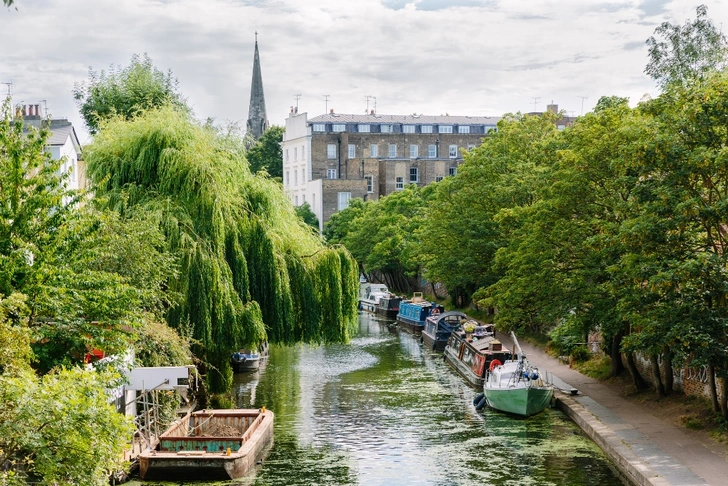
[140,312,627,486]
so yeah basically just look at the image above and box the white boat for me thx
[482,332,553,417]
[359,282,390,313]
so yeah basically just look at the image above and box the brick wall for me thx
[625,352,724,400]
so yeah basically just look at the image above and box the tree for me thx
[420,113,560,308]
[645,5,727,89]
[246,125,284,179]
[73,53,187,135]
[2,0,15,7]
[85,106,358,392]
[295,202,319,229]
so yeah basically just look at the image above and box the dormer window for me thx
[358,124,370,132]
[421,125,433,133]
[403,125,415,133]
[438,125,453,134]
[313,123,325,132]
[380,124,393,133]
[332,124,346,132]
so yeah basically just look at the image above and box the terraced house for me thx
[282,110,501,230]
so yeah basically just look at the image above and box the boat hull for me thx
[397,316,425,335]
[421,330,446,352]
[444,346,483,388]
[232,357,260,373]
[140,410,274,481]
[484,386,553,417]
[359,299,377,313]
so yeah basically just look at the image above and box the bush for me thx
[570,345,590,363]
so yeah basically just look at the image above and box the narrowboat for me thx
[482,332,554,417]
[375,295,402,318]
[231,342,268,373]
[396,293,444,334]
[359,282,390,313]
[139,408,274,481]
[421,311,468,352]
[444,326,512,388]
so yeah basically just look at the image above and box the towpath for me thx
[496,334,728,486]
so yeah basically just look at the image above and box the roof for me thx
[22,119,82,156]
[308,113,501,125]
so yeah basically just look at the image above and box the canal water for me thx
[138,312,627,486]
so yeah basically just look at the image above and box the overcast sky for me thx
[2,0,727,143]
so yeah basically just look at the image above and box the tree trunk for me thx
[610,329,625,377]
[649,354,666,397]
[430,281,440,300]
[709,364,719,412]
[626,352,647,390]
[662,347,673,395]
[721,376,728,420]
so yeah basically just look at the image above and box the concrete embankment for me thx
[555,392,669,486]
[501,336,726,485]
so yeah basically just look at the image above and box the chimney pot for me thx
[330,108,334,114]
[370,110,374,115]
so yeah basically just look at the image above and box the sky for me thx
[2,0,727,143]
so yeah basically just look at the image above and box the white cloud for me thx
[1,0,726,143]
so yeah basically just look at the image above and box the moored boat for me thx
[421,311,468,352]
[396,293,444,334]
[359,282,390,313]
[231,342,268,373]
[376,295,402,318]
[139,408,274,481]
[444,326,512,388]
[482,332,554,417]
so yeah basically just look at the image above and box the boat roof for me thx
[430,311,467,322]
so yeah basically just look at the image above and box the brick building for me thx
[282,110,501,230]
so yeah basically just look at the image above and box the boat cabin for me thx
[422,311,468,352]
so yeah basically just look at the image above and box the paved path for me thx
[497,334,728,485]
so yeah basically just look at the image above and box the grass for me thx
[572,355,612,380]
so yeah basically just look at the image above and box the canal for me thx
[137,312,627,485]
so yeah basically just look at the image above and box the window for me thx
[313,123,325,132]
[294,147,298,160]
[348,144,356,158]
[439,125,453,134]
[365,175,373,193]
[428,144,437,158]
[410,167,419,183]
[485,125,497,133]
[294,170,298,185]
[449,166,457,176]
[285,149,289,162]
[403,125,415,133]
[381,124,393,133]
[435,176,444,182]
[557,124,566,131]
[467,144,476,151]
[301,168,305,183]
[421,125,433,133]
[338,192,351,210]
[458,125,470,134]
[370,144,378,158]
[327,168,337,179]
[332,123,346,132]
[449,144,458,158]
[389,144,397,158]
[295,195,299,205]
[327,144,336,159]
[358,124,370,133]
[285,171,290,185]
[410,144,418,159]
[302,146,305,160]
[395,176,404,190]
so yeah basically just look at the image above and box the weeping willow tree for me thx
[84,106,358,391]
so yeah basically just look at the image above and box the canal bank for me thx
[512,337,728,486]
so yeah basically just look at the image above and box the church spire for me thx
[247,32,268,141]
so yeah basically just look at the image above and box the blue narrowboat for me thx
[396,293,444,335]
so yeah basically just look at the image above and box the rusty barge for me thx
[139,408,274,481]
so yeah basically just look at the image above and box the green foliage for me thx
[133,318,192,367]
[73,53,187,135]
[0,367,134,485]
[645,5,727,89]
[573,356,612,380]
[246,125,284,179]
[570,345,590,363]
[325,186,430,292]
[85,106,358,392]
[295,202,320,229]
